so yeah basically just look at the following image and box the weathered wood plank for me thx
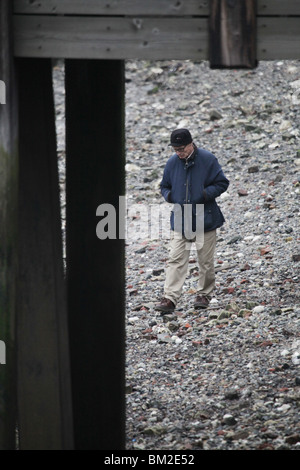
[14,0,209,16]
[0,0,18,450]
[257,0,300,16]
[13,16,208,60]
[257,17,300,60]
[17,57,73,450]
[209,0,257,68]
[14,0,300,17]
[65,59,125,449]
[12,2,300,62]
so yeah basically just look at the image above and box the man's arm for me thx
[203,168,229,202]
[160,166,172,202]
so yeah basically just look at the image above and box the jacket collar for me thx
[178,143,197,165]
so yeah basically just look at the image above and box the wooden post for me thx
[65,59,125,450]
[16,58,73,450]
[209,0,257,68]
[0,0,18,450]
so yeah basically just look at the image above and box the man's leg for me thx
[194,229,216,308]
[158,233,191,309]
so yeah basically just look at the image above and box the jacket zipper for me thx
[185,162,189,203]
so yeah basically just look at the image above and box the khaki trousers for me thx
[164,229,216,306]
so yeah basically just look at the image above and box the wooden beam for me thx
[257,17,300,60]
[257,0,300,16]
[13,15,208,60]
[65,59,126,450]
[13,0,300,17]
[16,57,73,450]
[11,0,300,63]
[0,0,18,450]
[13,0,210,16]
[209,0,257,68]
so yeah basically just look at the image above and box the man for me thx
[156,128,229,313]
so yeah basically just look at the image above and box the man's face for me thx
[172,142,194,159]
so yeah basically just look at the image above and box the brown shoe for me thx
[156,297,175,313]
[194,295,210,309]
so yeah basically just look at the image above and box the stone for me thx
[222,414,237,426]
[162,314,177,323]
[224,390,239,400]
[292,352,300,365]
[248,166,259,173]
[135,247,146,254]
[143,425,168,436]
[238,309,252,318]
[244,124,257,132]
[270,309,282,316]
[231,430,249,440]
[241,263,251,271]
[285,434,300,445]
[157,334,172,343]
[125,163,141,172]
[276,404,291,412]
[209,109,223,120]
[227,235,243,244]
[217,311,230,320]
[252,305,265,314]
[167,321,179,332]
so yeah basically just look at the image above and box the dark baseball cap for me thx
[169,128,193,147]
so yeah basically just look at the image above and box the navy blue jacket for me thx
[160,146,229,235]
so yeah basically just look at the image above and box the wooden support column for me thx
[65,60,125,450]
[209,0,257,68]
[0,0,18,450]
[17,58,73,450]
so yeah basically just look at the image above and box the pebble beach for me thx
[53,58,300,451]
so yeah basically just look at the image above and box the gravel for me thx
[53,58,300,451]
